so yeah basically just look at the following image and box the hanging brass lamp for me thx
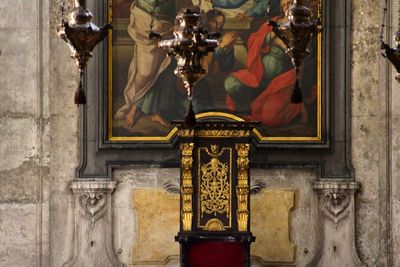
[58,0,112,105]
[269,0,321,103]
[156,8,218,126]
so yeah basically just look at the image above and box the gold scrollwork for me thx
[236,143,250,231]
[177,129,195,137]
[181,143,194,231]
[197,130,251,138]
[204,218,225,231]
[198,145,232,230]
[200,152,230,217]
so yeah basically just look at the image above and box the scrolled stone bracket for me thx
[63,179,124,267]
[79,192,107,225]
[314,181,358,226]
[308,180,365,267]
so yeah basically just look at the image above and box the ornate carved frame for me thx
[78,0,351,179]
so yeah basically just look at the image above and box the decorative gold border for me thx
[107,0,323,143]
[197,146,232,230]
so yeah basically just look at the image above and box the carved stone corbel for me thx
[307,180,365,267]
[63,179,123,267]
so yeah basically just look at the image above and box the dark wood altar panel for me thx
[77,0,352,179]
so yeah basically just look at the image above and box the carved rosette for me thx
[235,143,250,231]
[180,143,194,231]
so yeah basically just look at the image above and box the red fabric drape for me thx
[226,21,305,127]
[187,241,244,267]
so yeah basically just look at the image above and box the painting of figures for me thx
[108,0,321,142]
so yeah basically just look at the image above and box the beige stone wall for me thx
[0,0,51,266]
[351,0,394,266]
[351,0,382,265]
[0,0,397,266]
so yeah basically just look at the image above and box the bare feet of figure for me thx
[125,105,138,128]
[151,114,171,127]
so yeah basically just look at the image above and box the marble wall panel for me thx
[127,188,296,265]
[251,169,318,267]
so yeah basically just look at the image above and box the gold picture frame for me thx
[107,0,322,143]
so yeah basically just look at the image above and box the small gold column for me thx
[180,143,194,231]
[236,143,250,231]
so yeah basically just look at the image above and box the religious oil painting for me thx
[108,0,322,142]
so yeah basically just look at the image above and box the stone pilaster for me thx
[307,180,365,267]
[63,180,123,267]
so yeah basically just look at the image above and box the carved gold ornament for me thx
[180,143,194,231]
[198,145,232,230]
[200,157,230,217]
[177,129,251,138]
[177,129,195,138]
[204,218,225,231]
[236,144,250,231]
